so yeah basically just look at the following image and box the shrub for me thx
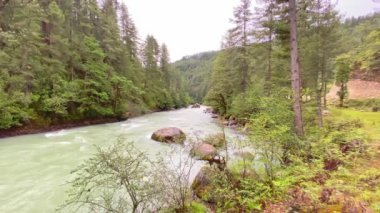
[60,141,163,213]
[346,99,380,111]
[230,89,261,123]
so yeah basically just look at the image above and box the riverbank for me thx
[0,107,192,138]
[189,107,380,212]
[0,117,121,138]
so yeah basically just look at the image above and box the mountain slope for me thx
[173,51,217,102]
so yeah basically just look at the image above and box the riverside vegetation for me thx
[1,0,380,212]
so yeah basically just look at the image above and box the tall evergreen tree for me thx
[254,0,277,95]
[120,3,139,60]
[223,0,253,92]
[160,43,171,87]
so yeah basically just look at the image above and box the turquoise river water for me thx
[0,106,242,212]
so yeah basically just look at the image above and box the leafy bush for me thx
[187,201,208,213]
[230,89,261,123]
[60,141,162,213]
[248,92,298,180]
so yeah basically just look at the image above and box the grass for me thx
[325,107,380,211]
[328,107,380,140]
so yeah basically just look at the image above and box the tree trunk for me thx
[338,84,345,107]
[264,1,274,96]
[318,44,327,127]
[241,48,249,91]
[265,30,273,96]
[323,76,328,109]
[316,0,323,128]
[316,89,323,128]
[289,0,304,136]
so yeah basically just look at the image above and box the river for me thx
[0,106,242,212]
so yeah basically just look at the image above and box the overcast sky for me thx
[123,0,379,62]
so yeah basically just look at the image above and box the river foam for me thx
[45,130,67,138]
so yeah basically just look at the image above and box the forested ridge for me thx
[174,51,217,103]
[0,0,189,131]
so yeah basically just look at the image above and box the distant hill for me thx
[173,51,218,102]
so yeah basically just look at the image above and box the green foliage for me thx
[230,88,261,123]
[0,92,31,128]
[248,91,297,180]
[204,46,260,116]
[187,201,208,213]
[0,0,189,130]
[193,164,288,212]
[335,54,351,107]
[60,141,162,213]
[342,14,380,74]
[199,105,375,212]
[174,51,217,103]
[346,99,380,112]
[141,36,190,111]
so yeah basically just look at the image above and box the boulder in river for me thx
[191,143,217,160]
[211,114,218,119]
[151,127,186,144]
[191,103,201,108]
[203,107,213,113]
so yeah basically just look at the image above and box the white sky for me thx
[123,0,379,62]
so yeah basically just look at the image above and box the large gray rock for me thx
[151,127,186,144]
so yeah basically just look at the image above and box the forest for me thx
[1,0,380,212]
[0,0,190,132]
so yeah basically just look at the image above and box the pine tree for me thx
[223,0,253,92]
[205,50,237,115]
[160,43,171,87]
[99,0,123,73]
[254,0,277,95]
[143,35,161,86]
[120,3,139,60]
